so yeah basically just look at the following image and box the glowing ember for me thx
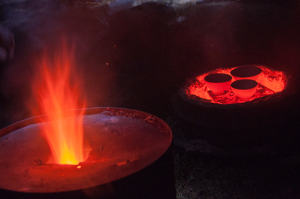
[186,65,287,104]
[32,42,88,165]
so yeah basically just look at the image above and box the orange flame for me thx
[32,42,87,165]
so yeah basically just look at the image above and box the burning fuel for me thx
[186,65,287,104]
[32,41,88,165]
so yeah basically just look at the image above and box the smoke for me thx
[0,1,118,125]
[1,0,300,126]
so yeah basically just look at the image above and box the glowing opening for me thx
[186,65,287,104]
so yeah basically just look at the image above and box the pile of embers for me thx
[186,65,287,104]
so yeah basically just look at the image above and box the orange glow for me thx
[186,65,287,104]
[32,42,88,165]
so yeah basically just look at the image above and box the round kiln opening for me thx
[186,64,287,104]
[171,64,298,151]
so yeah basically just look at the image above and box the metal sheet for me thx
[0,107,172,193]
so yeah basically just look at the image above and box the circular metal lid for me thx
[231,79,258,90]
[230,65,262,78]
[0,107,172,193]
[204,73,232,83]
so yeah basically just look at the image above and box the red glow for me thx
[204,73,232,95]
[32,42,88,165]
[186,65,287,104]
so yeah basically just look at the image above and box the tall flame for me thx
[33,42,87,165]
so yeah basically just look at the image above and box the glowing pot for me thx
[230,65,262,80]
[231,79,258,99]
[174,65,296,151]
[0,107,173,199]
[204,73,232,95]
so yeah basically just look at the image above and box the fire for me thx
[32,42,87,165]
[186,65,287,104]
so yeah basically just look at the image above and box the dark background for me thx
[1,0,300,198]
